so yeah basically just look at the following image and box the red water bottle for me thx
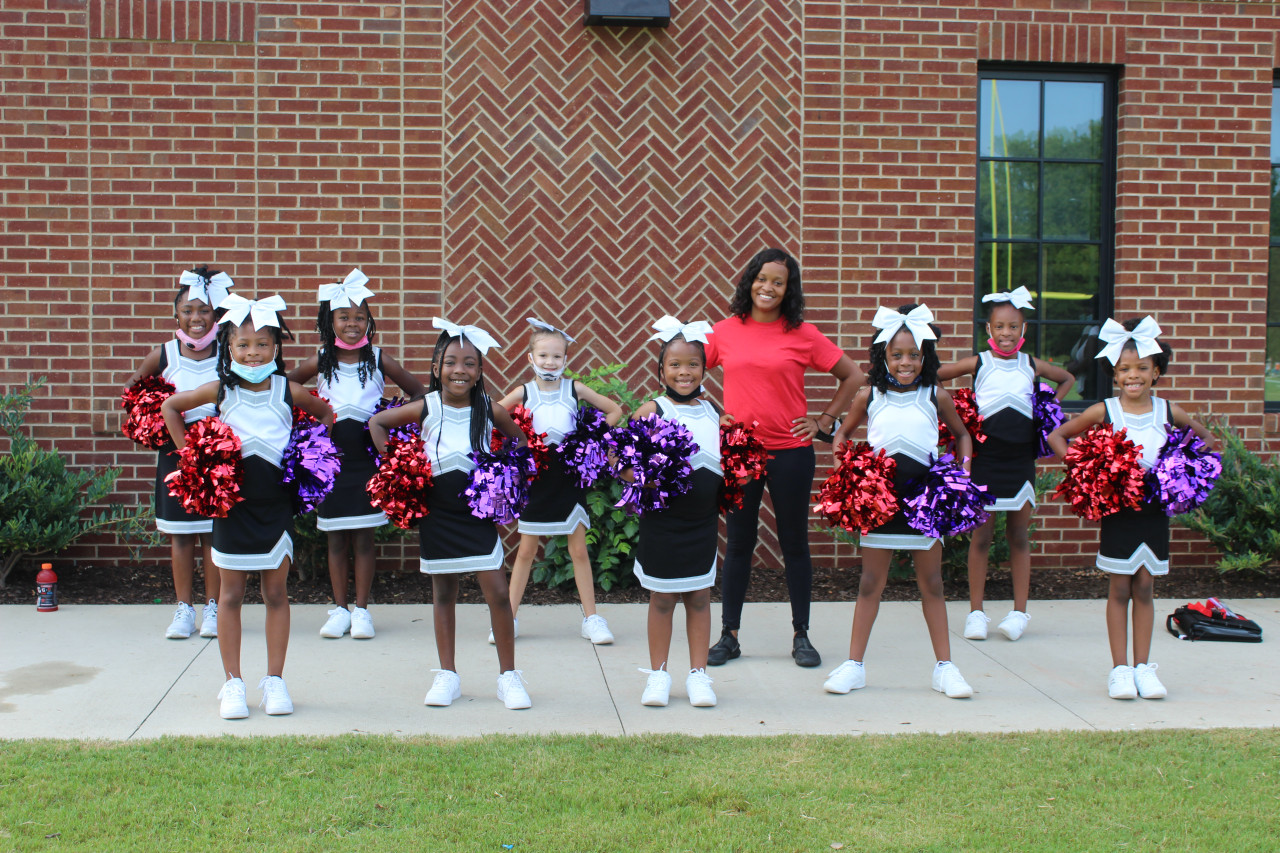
[36,562,58,612]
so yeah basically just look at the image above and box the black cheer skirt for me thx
[517,453,589,536]
[317,419,386,532]
[155,446,213,535]
[419,470,503,574]
[970,437,1037,512]
[632,468,722,593]
[211,456,295,572]
[860,453,937,551]
[1098,502,1169,576]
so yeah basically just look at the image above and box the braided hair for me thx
[727,248,805,330]
[428,331,492,454]
[315,300,378,386]
[214,314,294,411]
[866,304,941,394]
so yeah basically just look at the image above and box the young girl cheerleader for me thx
[828,304,976,699]
[288,269,425,641]
[937,287,1074,643]
[495,318,624,645]
[161,294,334,720]
[123,266,232,640]
[368,319,532,710]
[1047,317,1215,701]
[629,317,728,708]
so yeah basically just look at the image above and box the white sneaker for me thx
[686,668,717,707]
[488,617,518,645]
[581,614,614,645]
[640,667,671,707]
[424,669,461,706]
[350,607,375,639]
[497,670,531,710]
[932,662,974,698]
[997,610,1029,641]
[258,675,294,715]
[319,606,352,639]
[217,676,249,719]
[823,659,867,694]
[962,610,989,640]
[1134,663,1167,699]
[199,599,218,638]
[165,602,196,639]
[1108,665,1138,700]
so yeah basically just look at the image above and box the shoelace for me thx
[257,676,284,706]
[501,670,528,688]
[429,668,456,686]
[218,678,244,699]
[688,668,713,686]
[638,665,668,679]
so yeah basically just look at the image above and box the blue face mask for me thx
[229,360,277,384]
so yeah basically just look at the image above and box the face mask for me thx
[176,326,219,350]
[534,365,566,382]
[987,336,1025,356]
[664,384,704,403]
[333,335,370,351]
[229,360,277,384]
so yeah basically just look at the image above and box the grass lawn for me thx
[3,730,1277,852]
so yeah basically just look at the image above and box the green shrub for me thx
[0,378,155,588]
[1178,425,1280,573]
[289,511,413,581]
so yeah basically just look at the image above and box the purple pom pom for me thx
[902,453,993,538]
[1146,425,1221,516]
[282,419,343,515]
[555,406,614,488]
[1033,382,1067,459]
[465,446,539,524]
[365,397,422,462]
[608,414,697,515]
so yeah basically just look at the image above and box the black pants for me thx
[720,444,814,633]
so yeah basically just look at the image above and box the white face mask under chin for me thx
[533,366,566,381]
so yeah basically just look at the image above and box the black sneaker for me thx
[792,632,821,667]
[707,631,741,666]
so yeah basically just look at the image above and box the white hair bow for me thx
[872,304,937,347]
[179,270,233,308]
[981,286,1034,311]
[318,268,374,310]
[1095,316,1163,365]
[433,317,501,355]
[526,317,576,344]
[648,315,713,345]
[218,294,288,330]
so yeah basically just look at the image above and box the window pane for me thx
[1271,167,1280,241]
[1043,244,1100,321]
[1042,322,1103,402]
[979,79,1039,158]
[1269,326,1280,403]
[1272,87,1280,164]
[977,241,1038,299]
[978,161,1039,239]
[1043,162,1101,240]
[1270,247,1280,322]
[1044,82,1104,160]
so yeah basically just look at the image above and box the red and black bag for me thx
[1166,600,1262,643]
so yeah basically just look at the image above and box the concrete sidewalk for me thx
[1,600,1276,740]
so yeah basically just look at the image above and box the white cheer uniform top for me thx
[161,338,219,422]
[974,351,1034,420]
[316,346,385,422]
[654,397,722,476]
[1105,396,1169,469]
[422,391,488,475]
[867,384,937,466]
[218,374,292,467]
[523,379,576,444]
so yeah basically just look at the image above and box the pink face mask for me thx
[176,326,219,350]
[987,337,1025,357]
[333,335,370,351]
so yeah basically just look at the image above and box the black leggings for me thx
[720,444,814,633]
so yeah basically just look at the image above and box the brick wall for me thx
[2,0,1277,575]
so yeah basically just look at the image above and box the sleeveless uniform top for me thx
[1104,396,1169,469]
[867,384,937,467]
[421,391,488,475]
[160,338,219,422]
[218,374,293,468]
[523,379,576,443]
[316,346,385,423]
[653,396,722,476]
[974,351,1035,438]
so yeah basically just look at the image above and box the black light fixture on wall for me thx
[583,0,671,27]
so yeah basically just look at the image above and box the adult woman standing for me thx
[703,248,863,667]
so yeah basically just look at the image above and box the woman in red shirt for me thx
[703,248,863,667]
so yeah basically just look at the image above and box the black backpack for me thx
[1166,605,1263,643]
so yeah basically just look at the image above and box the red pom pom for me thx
[292,390,329,427]
[718,420,770,513]
[814,441,899,534]
[121,375,177,449]
[509,404,550,474]
[490,428,506,454]
[938,387,984,451]
[366,434,433,530]
[1052,423,1146,520]
[163,417,244,517]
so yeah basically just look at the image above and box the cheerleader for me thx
[162,294,334,719]
[289,269,425,641]
[1047,317,1215,700]
[368,320,532,710]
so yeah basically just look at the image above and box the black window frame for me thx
[1267,74,1280,411]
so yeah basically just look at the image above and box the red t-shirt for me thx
[705,316,844,450]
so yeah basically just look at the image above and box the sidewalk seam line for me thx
[127,638,215,740]
[958,628,1099,731]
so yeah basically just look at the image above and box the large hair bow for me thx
[526,317,576,344]
[318,268,374,310]
[872,304,937,347]
[218,294,288,330]
[179,270,233,308]
[433,317,500,355]
[1095,316,1163,365]
[981,286,1034,311]
[648,315,713,345]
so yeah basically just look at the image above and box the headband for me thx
[179,270,233,308]
[1096,316,1163,365]
[526,317,576,344]
[218,294,287,330]
[872,304,937,347]
[981,286,1034,311]
[648,315,713,345]
[318,268,374,310]
[433,317,501,355]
